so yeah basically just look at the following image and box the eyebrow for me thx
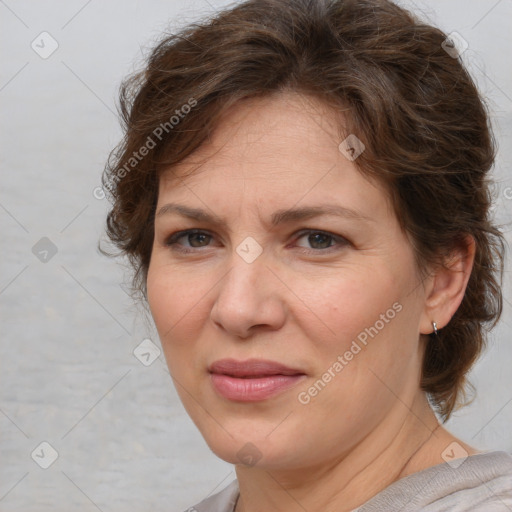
[155,203,374,228]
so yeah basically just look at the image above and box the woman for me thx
[102,0,512,510]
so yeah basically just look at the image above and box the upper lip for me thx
[209,358,305,378]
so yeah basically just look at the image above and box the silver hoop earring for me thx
[432,321,438,336]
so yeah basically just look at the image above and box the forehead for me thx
[157,92,392,220]
[163,92,345,175]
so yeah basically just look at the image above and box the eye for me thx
[164,229,214,253]
[294,230,350,252]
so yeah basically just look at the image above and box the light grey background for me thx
[1,0,511,510]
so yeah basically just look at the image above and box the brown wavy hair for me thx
[101,0,505,421]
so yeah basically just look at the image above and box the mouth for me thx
[208,358,307,402]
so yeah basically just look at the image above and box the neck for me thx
[234,393,455,512]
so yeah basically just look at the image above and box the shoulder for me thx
[183,480,239,512]
[354,451,512,512]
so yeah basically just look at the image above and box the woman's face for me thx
[147,92,431,469]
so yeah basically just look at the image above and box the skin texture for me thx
[147,92,477,512]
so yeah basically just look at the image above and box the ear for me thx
[419,235,476,335]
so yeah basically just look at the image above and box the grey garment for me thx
[186,451,512,512]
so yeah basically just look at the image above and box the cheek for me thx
[297,267,400,352]
[146,264,231,439]
[146,263,213,360]
[146,267,172,335]
[295,262,422,411]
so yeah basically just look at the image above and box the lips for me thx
[208,359,306,401]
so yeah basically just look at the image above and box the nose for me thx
[210,256,286,339]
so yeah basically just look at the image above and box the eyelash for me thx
[164,229,350,255]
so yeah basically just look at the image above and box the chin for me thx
[203,428,297,470]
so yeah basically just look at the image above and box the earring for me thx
[432,321,438,336]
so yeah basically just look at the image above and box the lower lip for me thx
[210,373,306,402]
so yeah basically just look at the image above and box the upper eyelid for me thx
[167,228,341,239]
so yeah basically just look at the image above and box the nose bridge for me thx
[222,229,268,293]
[210,248,285,336]
[218,249,268,308]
